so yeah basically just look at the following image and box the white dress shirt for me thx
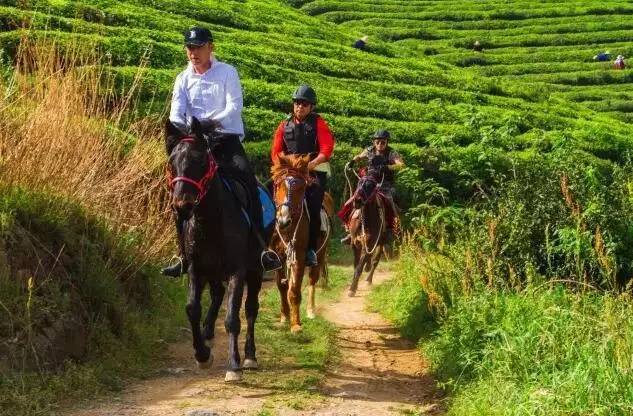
[169,59,245,139]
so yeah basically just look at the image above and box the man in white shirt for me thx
[163,27,281,277]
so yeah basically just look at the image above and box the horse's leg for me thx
[288,262,305,333]
[306,263,319,320]
[365,247,383,285]
[349,244,365,297]
[186,272,211,367]
[276,268,290,323]
[224,270,245,382]
[243,270,262,370]
[203,279,225,341]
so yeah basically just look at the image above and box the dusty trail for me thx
[65,266,442,416]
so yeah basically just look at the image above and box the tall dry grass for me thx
[0,36,173,263]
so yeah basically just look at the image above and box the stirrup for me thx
[161,256,183,278]
[261,250,282,272]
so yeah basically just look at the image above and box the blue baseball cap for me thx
[184,27,213,46]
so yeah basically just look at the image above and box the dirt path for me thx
[66,266,442,416]
[317,267,442,415]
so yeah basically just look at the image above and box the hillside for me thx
[2,1,633,415]
[307,0,633,122]
[1,0,632,150]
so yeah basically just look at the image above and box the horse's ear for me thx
[188,117,208,148]
[277,152,288,166]
[190,116,202,135]
[165,119,184,154]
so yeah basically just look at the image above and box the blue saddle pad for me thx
[259,184,275,228]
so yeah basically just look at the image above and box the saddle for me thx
[337,174,397,230]
[204,134,275,229]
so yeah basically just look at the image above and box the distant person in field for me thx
[594,51,610,62]
[164,26,281,277]
[614,55,626,70]
[353,35,369,51]
[270,85,335,267]
[473,40,483,52]
[340,129,404,245]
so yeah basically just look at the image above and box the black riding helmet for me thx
[292,84,317,104]
[373,129,390,140]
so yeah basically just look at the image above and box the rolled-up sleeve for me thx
[169,72,188,126]
[213,66,243,125]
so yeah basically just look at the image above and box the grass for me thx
[370,240,633,415]
[0,187,186,416]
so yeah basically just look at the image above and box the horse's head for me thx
[271,153,311,230]
[353,173,379,210]
[165,118,218,220]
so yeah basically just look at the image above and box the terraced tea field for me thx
[307,0,633,122]
[2,0,633,210]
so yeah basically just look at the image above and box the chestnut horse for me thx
[269,154,332,333]
[346,166,386,297]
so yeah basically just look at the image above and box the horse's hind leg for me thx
[203,279,225,342]
[349,245,364,297]
[224,271,245,382]
[276,268,290,323]
[244,270,262,370]
[307,263,320,319]
[365,247,383,285]
[186,274,211,367]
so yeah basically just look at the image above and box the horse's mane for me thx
[271,153,310,180]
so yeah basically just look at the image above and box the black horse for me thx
[165,118,263,382]
[347,166,387,296]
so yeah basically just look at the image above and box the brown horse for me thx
[269,153,332,333]
[346,167,386,297]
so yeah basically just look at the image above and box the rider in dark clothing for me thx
[341,129,404,244]
[271,85,335,267]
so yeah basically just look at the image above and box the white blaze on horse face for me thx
[278,204,291,227]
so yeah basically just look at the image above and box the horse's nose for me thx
[173,196,195,219]
[278,205,291,228]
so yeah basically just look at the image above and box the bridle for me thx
[167,136,218,205]
[273,168,310,278]
[353,170,385,255]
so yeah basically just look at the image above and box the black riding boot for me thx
[162,216,188,278]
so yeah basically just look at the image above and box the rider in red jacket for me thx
[271,85,334,266]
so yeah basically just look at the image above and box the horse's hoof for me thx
[196,355,213,370]
[290,324,302,334]
[243,358,258,370]
[348,290,356,297]
[307,310,316,319]
[280,315,288,324]
[225,370,242,382]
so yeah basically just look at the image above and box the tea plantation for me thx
[3,1,633,415]
[3,0,633,209]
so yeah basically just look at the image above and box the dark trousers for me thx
[306,172,327,251]
[208,133,263,234]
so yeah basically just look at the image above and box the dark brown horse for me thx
[165,119,262,382]
[346,167,386,297]
[269,154,332,333]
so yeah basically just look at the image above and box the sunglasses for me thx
[293,100,312,107]
[374,140,387,145]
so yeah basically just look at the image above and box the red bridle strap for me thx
[168,137,218,202]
